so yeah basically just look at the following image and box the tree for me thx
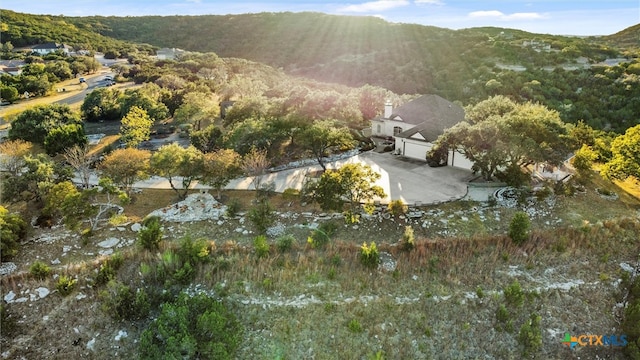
[308,163,386,212]
[81,87,122,122]
[571,144,597,184]
[1,154,70,204]
[54,178,128,232]
[0,206,27,261]
[119,86,169,123]
[0,85,19,103]
[150,144,204,200]
[43,123,87,156]
[0,139,32,176]
[173,91,219,131]
[190,125,223,153]
[9,104,82,145]
[433,97,570,183]
[202,149,242,198]
[100,148,151,196]
[64,144,94,189]
[241,147,269,192]
[601,124,640,182]
[297,119,355,170]
[120,106,153,148]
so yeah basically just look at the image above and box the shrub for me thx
[347,318,363,333]
[282,188,300,202]
[518,313,542,356]
[253,235,270,258]
[95,253,124,286]
[401,226,415,251]
[621,271,640,359]
[360,242,380,269]
[343,210,360,224]
[138,293,243,360]
[138,216,163,250]
[504,280,525,307]
[29,261,51,280]
[248,199,275,234]
[177,236,210,264]
[225,198,241,218]
[508,211,530,245]
[0,206,27,261]
[276,234,295,253]
[56,275,77,296]
[100,280,150,321]
[388,200,408,217]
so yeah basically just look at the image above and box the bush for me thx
[138,293,242,360]
[177,236,210,264]
[56,275,77,296]
[401,226,415,251]
[508,211,530,245]
[504,280,525,307]
[138,216,163,250]
[276,234,295,253]
[621,271,640,359]
[29,261,51,280]
[282,188,300,202]
[518,313,542,356]
[0,206,27,261]
[248,199,275,234]
[347,318,363,333]
[225,198,241,218]
[388,200,407,217]
[94,253,124,286]
[307,222,337,249]
[100,280,150,321]
[253,235,270,258]
[360,242,380,269]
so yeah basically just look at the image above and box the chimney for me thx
[384,100,393,118]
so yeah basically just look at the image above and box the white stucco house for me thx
[31,43,71,55]
[370,94,473,170]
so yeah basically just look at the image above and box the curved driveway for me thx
[121,151,472,205]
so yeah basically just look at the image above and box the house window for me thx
[376,124,381,134]
[393,126,403,136]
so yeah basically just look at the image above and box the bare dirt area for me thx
[1,181,639,359]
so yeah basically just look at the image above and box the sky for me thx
[2,0,639,36]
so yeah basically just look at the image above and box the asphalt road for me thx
[55,71,115,106]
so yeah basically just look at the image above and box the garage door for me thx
[403,141,430,161]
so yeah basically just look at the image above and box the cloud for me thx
[468,10,545,21]
[338,0,410,13]
[414,0,444,5]
[185,0,202,3]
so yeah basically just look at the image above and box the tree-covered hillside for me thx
[2,10,639,132]
[0,9,153,54]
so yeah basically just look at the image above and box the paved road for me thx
[79,151,472,205]
[55,71,115,106]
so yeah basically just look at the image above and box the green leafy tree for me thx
[190,125,223,153]
[601,124,640,182]
[120,106,153,148]
[308,163,386,211]
[297,119,355,170]
[9,104,82,145]
[150,144,204,200]
[2,154,69,204]
[119,85,169,123]
[202,149,242,198]
[0,206,27,261]
[0,85,19,103]
[43,123,87,156]
[81,87,122,122]
[174,91,220,131]
[100,148,151,196]
[571,144,597,184]
[434,97,570,183]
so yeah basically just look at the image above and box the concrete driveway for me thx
[225,151,472,205]
[81,151,472,205]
